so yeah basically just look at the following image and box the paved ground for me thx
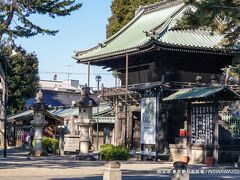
[1,149,240,179]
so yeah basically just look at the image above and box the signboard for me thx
[191,105,214,144]
[64,136,79,152]
[140,97,157,144]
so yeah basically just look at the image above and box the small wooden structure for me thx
[8,110,63,148]
[163,86,240,164]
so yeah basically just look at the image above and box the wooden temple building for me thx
[73,0,240,164]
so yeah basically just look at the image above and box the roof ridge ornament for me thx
[98,43,106,48]
[135,5,142,16]
[143,30,156,39]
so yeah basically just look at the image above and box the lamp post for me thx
[95,75,101,150]
[3,55,8,158]
[2,50,17,157]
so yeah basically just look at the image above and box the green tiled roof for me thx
[162,86,240,101]
[8,110,63,122]
[159,29,224,49]
[74,0,236,63]
[74,1,185,61]
[8,110,33,121]
[49,102,112,117]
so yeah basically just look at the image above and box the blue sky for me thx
[15,0,114,88]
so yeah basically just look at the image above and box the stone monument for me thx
[103,161,122,180]
[30,90,48,156]
[74,85,97,159]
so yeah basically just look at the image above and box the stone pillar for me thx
[30,90,48,156]
[103,161,122,180]
[74,85,97,160]
[31,112,48,156]
[127,111,133,148]
[115,102,123,146]
[79,124,91,154]
[114,102,119,146]
[58,125,65,156]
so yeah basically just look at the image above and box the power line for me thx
[39,71,114,76]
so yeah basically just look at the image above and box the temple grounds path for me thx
[1,149,240,180]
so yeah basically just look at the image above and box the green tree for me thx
[0,0,82,40]
[177,0,240,46]
[177,1,239,87]
[0,45,39,115]
[107,0,161,38]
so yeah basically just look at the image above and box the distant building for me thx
[8,79,115,150]
[39,79,82,92]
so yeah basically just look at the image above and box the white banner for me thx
[140,97,156,145]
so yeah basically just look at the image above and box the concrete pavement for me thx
[1,149,240,180]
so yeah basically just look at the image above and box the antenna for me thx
[53,74,57,81]
[65,64,73,81]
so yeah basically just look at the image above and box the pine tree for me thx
[0,0,82,40]
[177,0,240,46]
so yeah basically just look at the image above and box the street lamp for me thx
[95,75,101,150]
[2,50,17,157]
[3,55,8,158]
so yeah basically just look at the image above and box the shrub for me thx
[100,144,129,160]
[42,137,59,153]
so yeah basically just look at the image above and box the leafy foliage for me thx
[42,137,59,154]
[107,0,161,38]
[0,44,39,115]
[0,0,82,40]
[100,144,130,160]
[177,0,240,46]
[221,55,240,85]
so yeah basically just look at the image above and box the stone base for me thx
[103,168,122,180]
[74,153,96,161]
[103,161,122,180]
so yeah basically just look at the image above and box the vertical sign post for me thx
[140,97,157,157]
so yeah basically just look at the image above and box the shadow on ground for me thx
[0,149,105,169]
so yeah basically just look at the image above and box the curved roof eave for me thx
[155,40,238,55]
[74,1,185,62]
[73,9,145,58]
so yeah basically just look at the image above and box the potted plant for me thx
[205,150,214,167]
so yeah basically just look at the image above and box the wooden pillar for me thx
[155,94,160,161]
[0,64,5,148]
[187,101,192,157]
[124,53,128,146]
[213,101,219,165]
[13,121,16,146]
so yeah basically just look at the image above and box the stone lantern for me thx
[75,85,97,158]
[30,90,48,156]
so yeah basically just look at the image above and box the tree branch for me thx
[2,0,16,30]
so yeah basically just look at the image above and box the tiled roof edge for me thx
[73,10,145,59]
[137,0,183,15]
[74,0,183,60]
